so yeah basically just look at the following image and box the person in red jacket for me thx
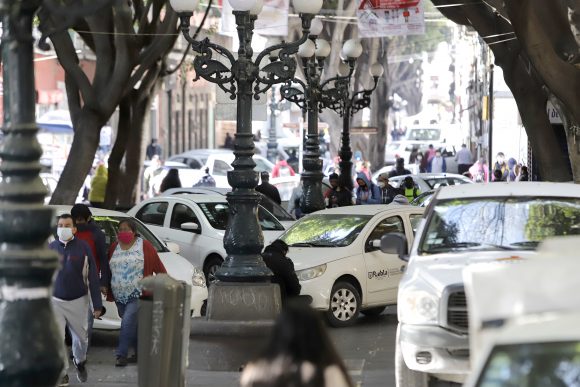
[271,156,296,178]
[105,219,166,367]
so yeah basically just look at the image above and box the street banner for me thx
[222,0,289,37]
[357,0,425,37]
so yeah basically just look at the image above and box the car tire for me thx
[326,281,361,328]
[360,306,387,317]
[203,255,223,286]
[395,325,428,387]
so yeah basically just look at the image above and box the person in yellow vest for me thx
[89,164,108,208]
[402,176,420,202]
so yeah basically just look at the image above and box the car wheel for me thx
[203,256,223,286]
[360,306,386,317]
[395,325,428,387]
[326,281,361,328]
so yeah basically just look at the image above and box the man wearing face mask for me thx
[427,149,447,173]
[377,173,402,204]
[50,214,103,385]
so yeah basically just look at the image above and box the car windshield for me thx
[423,177,468,189]
[92,215,168,253]
[407,128,441,141]
[476,341,580,387]
[197,202,284,231]
[419,197,580,254]
[280,214,372,247]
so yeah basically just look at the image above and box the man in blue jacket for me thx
[50,214,103,385]
[355,173,381,205]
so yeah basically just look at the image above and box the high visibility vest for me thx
[404,187,418,201]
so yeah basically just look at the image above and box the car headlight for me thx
[192,267,207,288]
[399,290,438,324]
[296,264,327,281]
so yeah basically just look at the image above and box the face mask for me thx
[118,231,134,244]
[57,227,74,242]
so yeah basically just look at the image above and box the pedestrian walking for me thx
[272,156,296,178]
[240,303,353,387]
[324,173,352,208]
[262,240,301,304]
[516,165,529,181]
[70,204,109,346]
[194,167,217,187]
[469,157,489,183]
[143,155,164,198]
[507,158,518,182]
[355,173,381,205]
[145,139,162,160]
[256,171,282,205]
[388,157,412,178]
[287,183,304,219]
[287,150,299,173]
[105,219,166,367]
[224,132,234,149]
[376,173,402,204]
[50,214,103,385]
[455,144,473,175]
[402,176,421,202]
[89,164,107,208]
[159,168,182,193]
[427,149,447,173]
[492,152,509,181]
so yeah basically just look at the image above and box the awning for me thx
[37,109,73,133]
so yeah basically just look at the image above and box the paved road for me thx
[67,307,399,387]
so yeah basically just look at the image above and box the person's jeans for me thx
[116,298,139,358]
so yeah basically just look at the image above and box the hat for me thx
[392,195,409,205]
[71,203,92,221]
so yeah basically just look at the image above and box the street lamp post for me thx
[170,0,321,288]
[266,83,290,163]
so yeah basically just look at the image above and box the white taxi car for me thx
[50,206,208,330]
[128,194,285,284]
[278,204,424,327]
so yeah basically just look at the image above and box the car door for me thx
[362,215,407,305]
[133,201,170,240]
[166,202,202,265]
[211,159,233,188]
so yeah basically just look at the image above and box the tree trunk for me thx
[49,109,105,204]
[368,74,389,170]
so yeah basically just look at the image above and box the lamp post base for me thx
[189,282,281,371]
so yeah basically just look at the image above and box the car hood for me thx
[159,251,195,284]
[286,246,358,271]
[408,250,537,294]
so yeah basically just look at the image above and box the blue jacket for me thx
[355,173,381,205]
[50,237,103,311]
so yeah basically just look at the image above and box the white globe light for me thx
[293,0,323,14]
[250,0,264,15]
[267,37,282,57]
[338,62,350,76]
[310,18,323,36]
[315,39,331,58]
[229,0,258,12]
[342,39,363,59]
[370,63,384,77]
[169,0,200,12]
[298,39,316,58]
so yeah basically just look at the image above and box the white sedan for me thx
[128,194,285,284]
[50,206,208,330]
[279,204,424,327]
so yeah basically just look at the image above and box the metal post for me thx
[300,59,325,214]
[338,103,354,191]
[488,63,494,172]
[267,87,279,163]
[0,1,64,385]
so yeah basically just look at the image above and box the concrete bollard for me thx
[138,274,191,387]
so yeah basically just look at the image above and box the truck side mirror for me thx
[380,232,409,262]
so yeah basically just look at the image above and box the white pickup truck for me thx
[380,182,580,386]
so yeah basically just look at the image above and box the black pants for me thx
[458,164,470,175]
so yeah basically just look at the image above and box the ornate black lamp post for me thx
[170,0,320,285]
[281,34,368,212]
[327,48,384,190]
[266,83,290,163]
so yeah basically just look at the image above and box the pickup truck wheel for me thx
[395,328,428,387]
[361,306,386,316]
[203,256,223,286]
[326,281,361,328]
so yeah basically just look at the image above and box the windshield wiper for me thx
[289,242,335,248]
[289,242,317,247]
[424,241,515,253]
[509,241,539,249]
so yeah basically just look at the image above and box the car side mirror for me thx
[380,232,409,262]
[166,242,181,254]
[181,222,201,234]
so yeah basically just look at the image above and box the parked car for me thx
[380,182,580,386]
[49,205,208,330]
[272,175,332,209]
[161,187,296,228]
[128,194,285,284]
[372,172,473,193]
[278,204,425,327]
[167,149,275,188]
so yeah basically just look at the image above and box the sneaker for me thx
[58,374,69,386]
[116,356,128,367]
[73,358,88,382]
